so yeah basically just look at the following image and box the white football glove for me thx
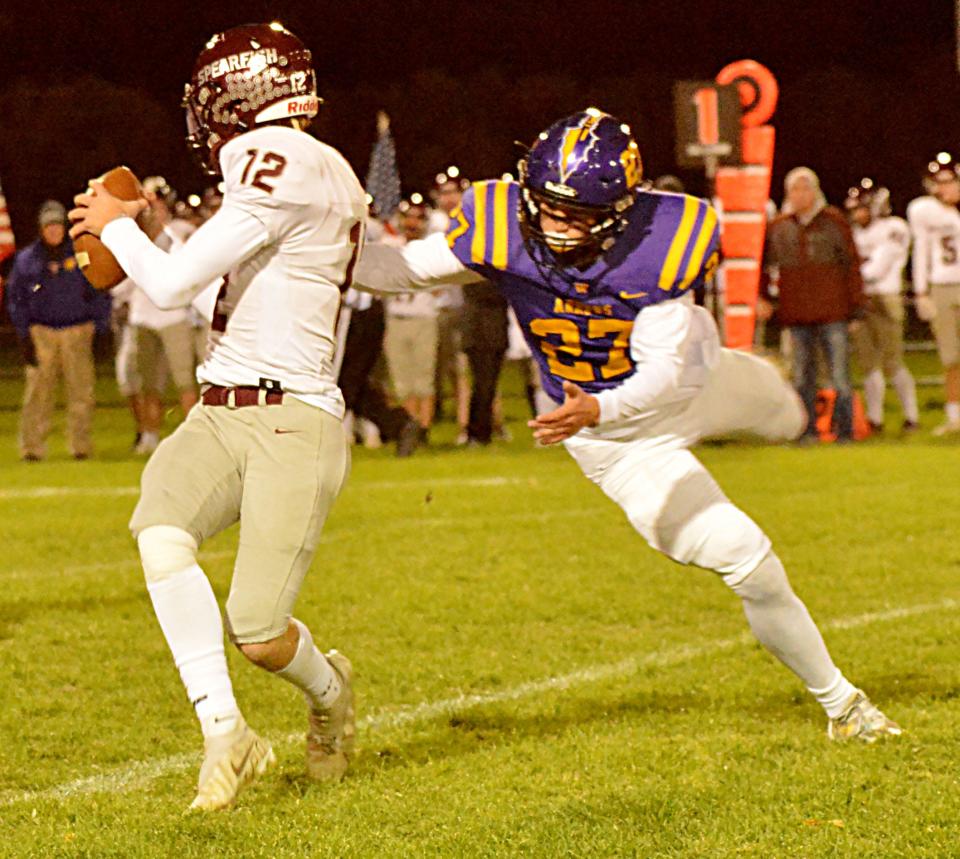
[915,294,938,322]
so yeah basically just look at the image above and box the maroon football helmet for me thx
[183,22,320,175]
[844,178,891,219]
[924,153,960,196]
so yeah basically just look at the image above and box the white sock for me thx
[862,369,885,425]
[275,619,341,710]
[891,367,918,423]
[729,552,855,716]
[146,565,240,738]
[808,668,859,719]
[946,402,960,424]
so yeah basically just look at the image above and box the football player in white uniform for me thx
[353,110,901,744]
[907,156,960,434]
[844,180,918,432]
[69,24,366,810]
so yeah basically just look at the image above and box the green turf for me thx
[0,361,958,858]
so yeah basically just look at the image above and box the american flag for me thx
[365,111,401,219]
[0,178,14,265]
[0,178,15,307]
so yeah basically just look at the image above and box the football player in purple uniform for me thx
[355,108,900,742]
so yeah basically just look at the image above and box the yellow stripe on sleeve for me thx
[676,205,719,292]
[471,181,489,264]
[657,195,701,291]
[491,181,510,269]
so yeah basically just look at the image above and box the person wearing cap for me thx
[5,199,111,460]
[845,181,918,433]
[760,167,865,444]
[114,180,206,455]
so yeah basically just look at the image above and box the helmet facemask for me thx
[519,183,631,271]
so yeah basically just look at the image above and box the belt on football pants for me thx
[201,384,284,407]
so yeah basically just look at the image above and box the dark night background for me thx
[0,0,956,243]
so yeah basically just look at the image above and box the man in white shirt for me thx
[115,208,204,454]
[384,199,440,438]
[844,181,919,432]
[69,23,366,810]
[907,156,960,434]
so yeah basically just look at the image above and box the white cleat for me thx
[827,690,902,743]
[189,717,276,811]
[931,420,960,438]
[306,650,355,782]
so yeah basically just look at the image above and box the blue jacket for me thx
[6,238,111,340]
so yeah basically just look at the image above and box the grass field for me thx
[1,359,959,858]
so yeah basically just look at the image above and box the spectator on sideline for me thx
[760,167,865,444]
[429,172,471,432]
[111,277,169,450]
[6,200,111,460]
[337,283,423,457]
[142,180,212,373]
[383,199,439,440]
[907,156,960,435]
[461,280,509,445]
[845,180,919,433]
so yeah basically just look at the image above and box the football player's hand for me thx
[68,181,147,239]
[915,294,937,322]
[528,381,600,445]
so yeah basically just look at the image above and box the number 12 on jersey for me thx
[240,149,288,193]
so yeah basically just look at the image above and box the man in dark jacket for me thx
[760,168,865,443]
[6,200,111,460]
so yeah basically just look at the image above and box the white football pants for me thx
[565,349,805,579]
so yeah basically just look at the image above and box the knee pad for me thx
[653,500,771,582]
[726,550,792,601]
[137,525,199,583]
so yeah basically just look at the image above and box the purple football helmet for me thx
[518,108,643,263]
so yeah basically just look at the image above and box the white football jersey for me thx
[102,125,367,418]
[906,195,960,295]
[851,216,909,296]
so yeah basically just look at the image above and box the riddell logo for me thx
[288,97,318,115]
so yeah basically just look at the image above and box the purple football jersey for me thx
[446,181,720,403]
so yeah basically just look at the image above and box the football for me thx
[74,165,143,290]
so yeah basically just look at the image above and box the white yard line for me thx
[0,596,954,808]
[0,487,139,500]
[0,550,237,582]
[1,507,586,582]
[0,476,527,502]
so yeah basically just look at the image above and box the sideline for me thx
[0,476,527,502]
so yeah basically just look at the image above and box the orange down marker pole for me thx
[713,60,779,350]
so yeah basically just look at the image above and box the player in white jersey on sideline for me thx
[844,180,918,432]
[69,23,366,810]
[907,155,960,434]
